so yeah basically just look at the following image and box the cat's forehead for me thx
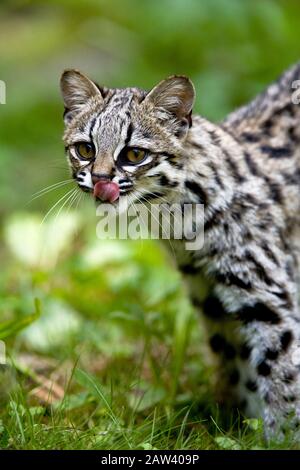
[65,86,158,145]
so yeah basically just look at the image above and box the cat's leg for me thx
[237,306,300,441]
[198,295,246,409]
[193,280,300,441]
[213,286,300,441]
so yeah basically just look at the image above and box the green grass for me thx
[0,208,299,450]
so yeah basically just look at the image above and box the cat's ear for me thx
[144,75,195,135]
[60,69,103,124]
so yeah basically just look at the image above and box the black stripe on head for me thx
[238,302,281,324]
[89,116,97,141]
[185,180,208,205]
[125,122,133,146]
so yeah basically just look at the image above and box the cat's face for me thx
[60,70,195,211]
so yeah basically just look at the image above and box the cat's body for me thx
[60,62,300,440]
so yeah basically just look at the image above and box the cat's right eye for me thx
[74,142,95,160]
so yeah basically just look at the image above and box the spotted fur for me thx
[60,63,300,441]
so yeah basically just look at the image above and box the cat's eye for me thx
[74,142,95,159]
[125,148,146,164]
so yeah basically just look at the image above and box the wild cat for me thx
[60,63,300,440]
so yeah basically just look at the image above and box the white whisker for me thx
[40,188,76,226]
[29,179,74,203]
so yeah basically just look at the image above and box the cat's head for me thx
[60,70,195,210]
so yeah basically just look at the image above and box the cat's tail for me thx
[222,61,300,145]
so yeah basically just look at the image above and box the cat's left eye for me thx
[74,142,95,159]
[125,148,146,164]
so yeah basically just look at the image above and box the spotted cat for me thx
[60,63,300,440]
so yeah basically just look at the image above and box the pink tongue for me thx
[93,181,120,202]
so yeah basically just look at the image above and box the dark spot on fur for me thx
[238,303,281,324]
[179,264,198,275]
[204,207,225,232]
[260,242,279,266]
[167,159,183,170]
[284,395,296,403]
[185,180,208,205]
[261,145,292,158]
[244,250,274,286]
[208,161,225,190]
[209,334,226,353]
[240,343,251,360]
[264,177,283,204]
[239,399,247,410]
[280,331,293,352]
[224,343,236,360]
[257,361,271,376]
[263,392,272,404]
[224,150,246,183]
[245,380,257,392]
[265,348,279,360]
[244,151,261,176]
[215,272,252,291]
[159,174,178,188]
[241,132,260,143]
[283,371,296,384]
[202,296,226,320]
[229,369,240,385]
[271,290,292,310]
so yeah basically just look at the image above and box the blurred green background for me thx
[1,0,300,450]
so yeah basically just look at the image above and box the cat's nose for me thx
[92,174,119,203]
[91,173,112,185]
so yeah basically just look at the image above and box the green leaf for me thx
[127,382,166,412]
[4,212,81,269]
[0,298,41,340]
[21,299,81,353]
[215,436,241,450]
[243,418,263,432]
